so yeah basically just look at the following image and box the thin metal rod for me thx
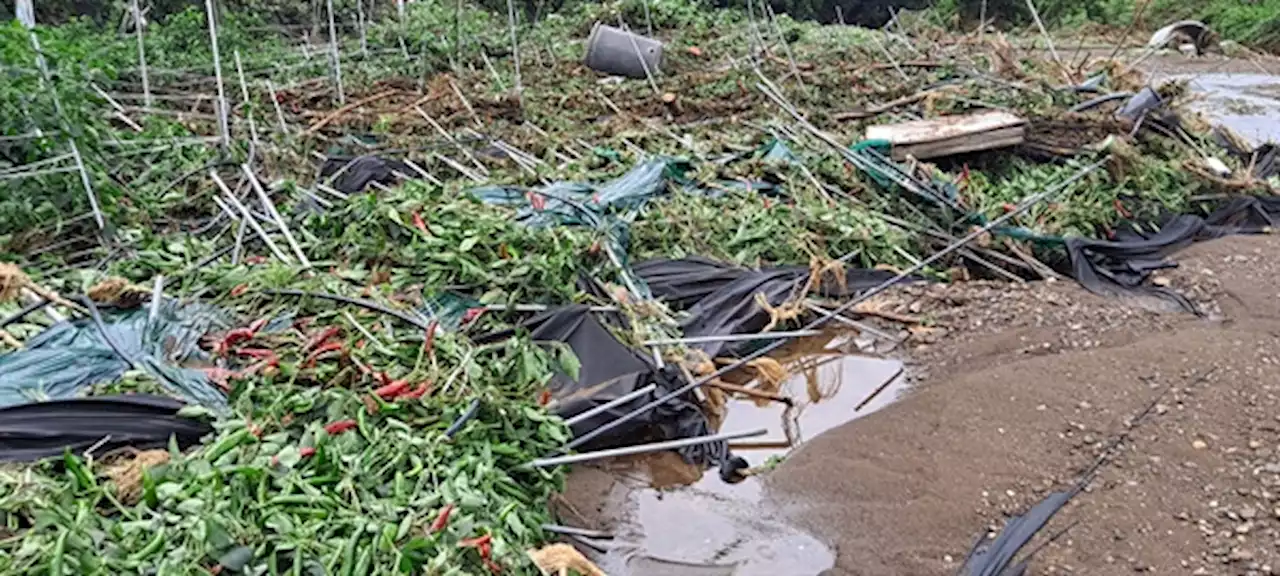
[0,153,72,177]
[561,384,657,427]
[356,0,369,57]
[242,164,311,268]
[617,16,659,97]
[231,216,247,265]
[266,79,288,133]
[506,0,521,94]
[327,0,345,104]
[643,330,823,347]
[561,160,1104,453]
[131,0,151,108]
[803,301,900,343]
[0,165,79,181]
[531,428,768,468]
[264,289,433,331]
[1024,0,1064,74]
[67,141,103,230]
[204,0,230,148]
[541,524,613,539]
[483,303,618,312]
[854,364,906,412]
[27,31,104,230]
[233,51,260,151]
[211,170,292,263]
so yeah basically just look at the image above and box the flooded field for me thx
[563,334,908,576]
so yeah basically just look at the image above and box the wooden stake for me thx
[131,0,152,108]
[204,0,231,149]
[326,0,345,104]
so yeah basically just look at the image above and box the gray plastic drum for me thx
[584,23,663,79]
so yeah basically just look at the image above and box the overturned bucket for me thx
[584,23,663,79]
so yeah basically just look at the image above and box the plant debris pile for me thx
[1,0,1278,573]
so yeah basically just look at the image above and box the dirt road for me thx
[766,234,1280,575]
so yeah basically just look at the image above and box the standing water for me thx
[577,333,909,576]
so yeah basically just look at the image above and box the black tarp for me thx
[475,305,724,465]
[635,257,907,358]
[0,395,212,462]
[1066,196,1280,311]
[320,155,413,195]
[959,489,1079,576]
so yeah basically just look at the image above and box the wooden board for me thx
[865,111,1027,161]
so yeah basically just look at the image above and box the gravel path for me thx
[765,234,1280,576]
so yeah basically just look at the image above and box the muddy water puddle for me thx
[581,334,908,576]
[1159,73,1280,146]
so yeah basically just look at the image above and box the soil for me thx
[764,233,1280,576]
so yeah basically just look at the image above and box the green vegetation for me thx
[0,0,1274,573]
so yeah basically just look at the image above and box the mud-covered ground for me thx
[766,233,1280,576]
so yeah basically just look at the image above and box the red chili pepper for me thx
[245,255,268,265]
[304,326,342,352]
[229,284,249,297]
[235,347,276,359]
[402,382,431,399]
[1001,202,1017,213]
[1114,198,1132,219]
[423,321,439,356]
[221,328,256,349]
[527,192,547,211]
[458,534,492,549]
[323,419,357,435]
[304,341,346,367]
[537,389,552,406]
[429,504,454,533]
[374,380,410,400]
[461,308,484,325]
[483,559,503,574]
[762,197,772,209]
[300,447,316,458]
[412,211,429,234]
[375,371,392,386]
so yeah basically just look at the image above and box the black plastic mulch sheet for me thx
[0,395,212,462]
[320,155,413,194]
[474,305,724,465]
[959,489,1080,576]
[634,257,907,358]
[1066,195,1280,311]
